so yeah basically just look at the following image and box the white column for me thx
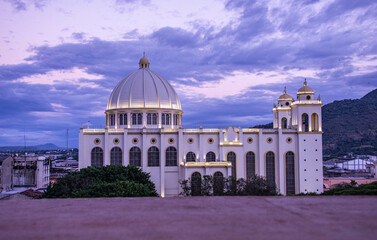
[142,129,147,168]
[219,129,224,161]
[123,129,128,166]
[278,128,284,194]
[178,128,184,179]
[104,128,110,166]
[160,131,165,197]
[258,129,264,176]
[199,128,203,161]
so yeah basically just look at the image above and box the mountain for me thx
[0,143,64,152]
[253,89,377,156]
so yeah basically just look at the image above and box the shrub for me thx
[42,165,158,198]
[323,181,377,195]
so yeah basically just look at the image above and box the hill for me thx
[0,143,64,151]
[253,88,377,156]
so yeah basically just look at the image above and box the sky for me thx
[0,0,376,148]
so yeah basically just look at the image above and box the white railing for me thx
[181,161,231,167]
[242,128,259,133]
[83,129,105,133]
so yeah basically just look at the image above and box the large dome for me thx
[107,57,181,111]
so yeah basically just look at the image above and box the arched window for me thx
[132,113,137,125]
[311,113,319,131]
[302,113,309,132]
[266,151,275,187]
[166,146,177,166]
[227,152,236,178]
[286,151,295,195]
[110,147,122,165]
[152,113,157,124]
[147,113,152,124]
[123,114,127,125]
[137,113,142,125]
[166,114,170,125]
[119,114,123,125]
[174,114,179,125]
[129,147,141,166]
[186,152,196,162]
[213,171,224,196]
[148,147,160,167]
[206,151,216,162]
[281,117,287,129]
[110,114,115,126]
[162,114,166,125]
[91,147,103,167]
[246,151,255,179]
[191,172,202,196]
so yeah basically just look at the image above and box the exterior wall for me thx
[0,157,13,191]
[36,157,50,188]
[79,124,323,195]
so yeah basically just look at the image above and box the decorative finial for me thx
[317,94,321,101]
[304,78,307,86]
[284,86,287,94]
[273,103,276,108]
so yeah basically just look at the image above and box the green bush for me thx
[323,181,377,195]
[42,165,158,198]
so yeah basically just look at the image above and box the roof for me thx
[107,58,181,111]
[278,88,294,101]
[297,79,314,94]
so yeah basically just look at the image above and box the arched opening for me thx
[286,151,295,195]
[206,151,216,162]
[91,147,103,166]
[266,151,275,187]
[191,172,202,196]
[281,117,287,129]
[132,113,137,125]
[186,152,196,162]
[213,171,224,196]
[119,114,123,125]
[302,113,309,132]
[227,152,237,178]
[162,114,165,125]
[129,147,141,167]
[166,146,177,166]
[152,113,157,124]
[148,147,160,167]
[311,113,319,131]
[123,114,127,125]
[246,151,255,179]
[137,113,142,125]
[110,147,122,165]
[147,113,152,124]
[166,114,170,125]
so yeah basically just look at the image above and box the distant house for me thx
[0,156,13,192]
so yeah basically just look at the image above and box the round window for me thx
[306,95,311,100]
[150,138,157,144]
[187,138,194,144]
[113,138,119,145]
[285,102,290,106]
[267,137,273,144]
[132,138,138,144]
[94,138,101,145]
[286,137,293,143]
[247,137,253,144]
[208,138,214,144]
[168,138,174,144]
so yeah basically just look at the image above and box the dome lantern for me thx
[139,53,150,69]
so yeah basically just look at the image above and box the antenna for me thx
[66,129,69,151]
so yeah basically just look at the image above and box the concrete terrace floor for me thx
[0,196,376,240]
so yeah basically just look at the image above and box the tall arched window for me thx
[152,113,157,124]
[266,151,275,187]
[91,147,103,167]
[129,147,141,166]
[137,113,142,125]
[213,171,224,196]
[132,113,137,125]
[191,172,202,196]
[311,113,319,131]
[110,147,122,165]
[286,151,295,195]
[123,114,127,125]
[246,151,255,179]
[162,114,166,125]
[166,114,170,125]
[148,147,160,167]
[186,152,196,162]
[281,117,287,129]
[147,113,152,124]
[110,114,115,126]
[119,114,124,125]
[227,152,237,178]
[206,151,216,162]
[302,113,309,132]
[166,147,177,166]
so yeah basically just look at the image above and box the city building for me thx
[0,156,13,192]
[79,56,323,196]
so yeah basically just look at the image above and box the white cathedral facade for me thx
[79,56,323,196]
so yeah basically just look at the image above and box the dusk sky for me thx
[0,0,376,148]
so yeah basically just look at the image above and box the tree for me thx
[42,165,158,198]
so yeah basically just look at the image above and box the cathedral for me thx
[79,56,323,196]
